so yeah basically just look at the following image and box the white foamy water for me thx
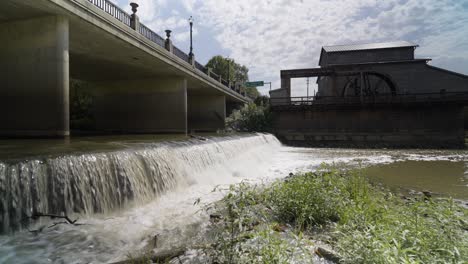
[0,134,467,263]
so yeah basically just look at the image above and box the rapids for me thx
[0,133,466,263]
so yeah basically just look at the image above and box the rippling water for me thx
[0,134,466,263]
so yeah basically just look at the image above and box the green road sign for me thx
[245,81,264,87]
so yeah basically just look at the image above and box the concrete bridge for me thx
[0,0,249,137]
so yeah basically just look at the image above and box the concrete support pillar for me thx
[91,78,187,134]
[188,95,226,132]
[281,77,291,97]
[0,16,70,137]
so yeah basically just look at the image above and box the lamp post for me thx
[188,16,194,62]
[227,58,231,83]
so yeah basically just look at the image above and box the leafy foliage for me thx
[225,103,273,132]
[204,167,468,264]
[205,55,260,99]
[205,182,313,264]
[70,80,95,130]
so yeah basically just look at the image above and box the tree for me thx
[225,103,273,132]
[205,55,260,99]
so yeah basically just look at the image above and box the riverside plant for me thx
[203,166,468,264]
[204,182,314,264]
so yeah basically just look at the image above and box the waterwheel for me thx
[341,72,396,97]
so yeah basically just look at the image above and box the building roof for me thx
[323,41,418,53]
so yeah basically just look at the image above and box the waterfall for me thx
[0,133,280,234]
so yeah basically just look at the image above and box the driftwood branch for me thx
[30,212,78,224]
[21,212,82,234]
[112,248,186,264]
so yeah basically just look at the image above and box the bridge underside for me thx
[0,0,246,137]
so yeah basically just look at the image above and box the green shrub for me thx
[335,195,468,263]
[205,182,312,264]
[226,103,273,132]
[206,167,468,264]
[70,80,95,130]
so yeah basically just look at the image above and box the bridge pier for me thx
[0,16,70,137]
[188,95,226,132]
[90,78,187,134]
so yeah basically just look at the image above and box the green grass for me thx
[204,166,468,264]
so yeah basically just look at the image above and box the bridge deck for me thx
[0,0,249,103]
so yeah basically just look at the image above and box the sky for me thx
[111,0,468,96]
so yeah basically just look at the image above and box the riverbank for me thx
[138,166,468,263]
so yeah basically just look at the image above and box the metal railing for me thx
[86,0,242,97]
[87,0,131,26]
[270,92,468,107]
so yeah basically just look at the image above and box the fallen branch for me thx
[30,212,78,225]
[20,212,81,234]
[112,248,186,264]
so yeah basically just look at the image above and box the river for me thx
[0,133,466,263]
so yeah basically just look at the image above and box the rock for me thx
[209,214,222,223]
[189,134,207,141]
[422,190,431,196]
[315,246,341,263]
[272,223,287,232]
[422,190,432,200]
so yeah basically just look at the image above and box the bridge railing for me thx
[87,0,131,26]
[138,24,165,47]
[209,71,220,80]
[270,92,468,107]
[195,61,206,73]
[172,46,190,63]
[87,0,242,98]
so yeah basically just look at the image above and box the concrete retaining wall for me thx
[273,105,465,148]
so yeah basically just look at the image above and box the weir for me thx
[0,134,279,234]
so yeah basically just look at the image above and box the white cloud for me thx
[191,0,468,94]
[120,0,167,23]
[118,0,468,95]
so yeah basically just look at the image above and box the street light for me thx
[188,16,194,61]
